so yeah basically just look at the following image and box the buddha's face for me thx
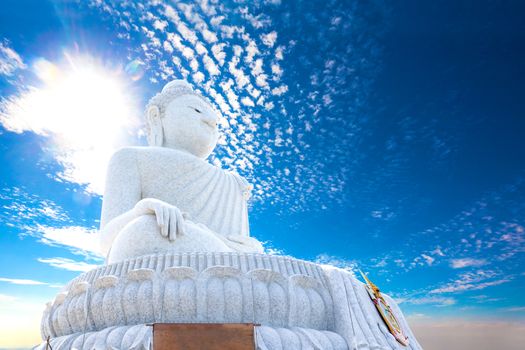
[161,94,219,158]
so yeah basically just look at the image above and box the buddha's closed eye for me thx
[190,106,202,114]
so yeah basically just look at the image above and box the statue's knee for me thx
[108,214,162,264]
[123,214,159,235]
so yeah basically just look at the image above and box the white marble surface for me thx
[35,324,350,350]
[99,80,262,262]
[34,325,152,350]
[37,252,422,350]
[41,253,333,338]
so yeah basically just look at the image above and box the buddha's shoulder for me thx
[108,146,145,164]
[109,146,205,167]
[111,146,181,158]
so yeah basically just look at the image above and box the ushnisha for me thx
[99,80,263,264]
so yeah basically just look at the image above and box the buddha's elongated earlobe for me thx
[146,105,163,147]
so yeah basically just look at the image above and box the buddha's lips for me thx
[201,118,217,129]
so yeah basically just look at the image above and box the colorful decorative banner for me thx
[360,270,409,346]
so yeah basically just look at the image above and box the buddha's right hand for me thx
[133,198,188,241]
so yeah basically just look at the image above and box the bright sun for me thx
[31,55,134,146]
[0,53,140,194]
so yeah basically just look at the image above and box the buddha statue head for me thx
[145,80,219,159]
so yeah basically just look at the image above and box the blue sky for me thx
[0,0,524,349]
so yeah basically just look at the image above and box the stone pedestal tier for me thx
[36,253,422,350]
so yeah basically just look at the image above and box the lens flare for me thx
[0,52,141,194]
[125,59,146,81]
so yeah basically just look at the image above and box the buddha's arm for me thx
[99,148,190,257]
[99,148,142,256]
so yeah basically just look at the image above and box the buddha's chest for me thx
[134,153,246,233]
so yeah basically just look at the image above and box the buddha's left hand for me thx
[134,198,189,241]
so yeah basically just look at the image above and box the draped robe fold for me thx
[135,147,251,239]
[100,147,259,261]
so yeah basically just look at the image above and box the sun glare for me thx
[0,53,140,194]
[32,55,134,146]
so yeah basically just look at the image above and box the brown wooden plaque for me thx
[153,323,255,350]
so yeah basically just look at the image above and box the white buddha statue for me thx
[100,80,263,264]
[37,80,422,350]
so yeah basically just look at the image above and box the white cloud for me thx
[182,46,196,60]
[431,247,445,256]
[322,94,332,106]
[365,256,384,268]
[0,41,26,76]
[261,31,278,47]
[194,42,208,56]
[37,257,100,272]
[0,277,47,286]
[0,186,102,272]
[82,0,363,212]
[177,22,198,45]
[202,29,218,43]
[402,296,456,306]
[153,19,168,31]
[430,270,512,294]
[38,225,102,257]
[0,277,62,289]
[210,16,224,27]
[504,306,525,312]
[450,258,488,269]
[211,43,226,65]
[0,54,141,194]
[271,63,283,77]
[421,254,435,266]
[0,187,69,235]
[251,58,264,76]
[315,253,357,273]
[220,79,241,110]
[162,40,174,53]
[193,71,205,83]
[470,294,501,303]
[271,85,288,96]
[255,73,269,89]
[242,11,272,29]
[163,4,181,23]
[245,40,260,63]
[275,45,284,60]
[0,294,17,302]
[263,101,274,110]
[203,55,220,76]
[240,96,255,107]
[219,24,238,39]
